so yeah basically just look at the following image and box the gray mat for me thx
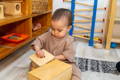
[75,57,119,75]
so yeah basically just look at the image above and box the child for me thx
[31,8,81,80]
[116,61,120,72]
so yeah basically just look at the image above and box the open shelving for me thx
[0,0,52,59]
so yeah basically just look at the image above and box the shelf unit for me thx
[104,0,120,49]
[0,0,52,59]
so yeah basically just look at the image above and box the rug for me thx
[75,57,119,75]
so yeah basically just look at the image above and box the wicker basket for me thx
[32,0,48,14]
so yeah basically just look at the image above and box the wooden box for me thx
[32,0,48,14]
[1,2,22,16]
[0,5,4,19]
[28,59,72,80]
[30,61,39,70]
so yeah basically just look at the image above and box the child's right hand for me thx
[36,50,45,58]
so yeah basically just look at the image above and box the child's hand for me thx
[36,50,45,58]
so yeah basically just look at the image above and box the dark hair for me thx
[52,8,72,26]
[116,61,120,72]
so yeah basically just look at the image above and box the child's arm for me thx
[62,37,75,62]
[32,45,40,52]
[55,55,66,60]
[31,32,49,57]
[31,32,49,50]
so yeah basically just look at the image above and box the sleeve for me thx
[62,37,75,62]
[31,32,48,49]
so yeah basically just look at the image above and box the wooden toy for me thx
[74,19,104,23]
[32,23,41,31]
[75,8,106,12]
[32,0,48,13]
[75,2,93,7]
[30,61,39,70]
[73,29,102,33]
[74,24,91,30]
[74,14,92,19]
[29,49,55,67]
[1,33,29,43]
[0,5,4,19]
[1,2,22,16]
[64,0,93,7]
[28,59,72,80]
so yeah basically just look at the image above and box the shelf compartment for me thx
[32,26,49,38]
[32,12,51,38]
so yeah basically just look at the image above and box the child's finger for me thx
[36,51,45,58]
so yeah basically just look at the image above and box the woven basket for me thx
[32,0,48,14]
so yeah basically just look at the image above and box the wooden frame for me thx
[64,0,93,7]
[73,29,101,34]
[104,0,117,49]
[75,8,105,12]
[74,24,90,30]
[74,19,104,23]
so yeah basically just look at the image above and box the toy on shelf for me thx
[0,1,22,16]
[0,5,4,19]
[1,33,29,43]
[32,23,41,31]
[110,42,118,48]
[32,0,48,14]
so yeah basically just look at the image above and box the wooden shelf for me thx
[111,38,120,43]
[0,38,32,59]
[32,10,52,17]
[0,0,52,59]
[0,15,31,27]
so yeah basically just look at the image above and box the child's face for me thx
[51,17,70,38]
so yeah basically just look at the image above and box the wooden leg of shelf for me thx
[105,0,117,49]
